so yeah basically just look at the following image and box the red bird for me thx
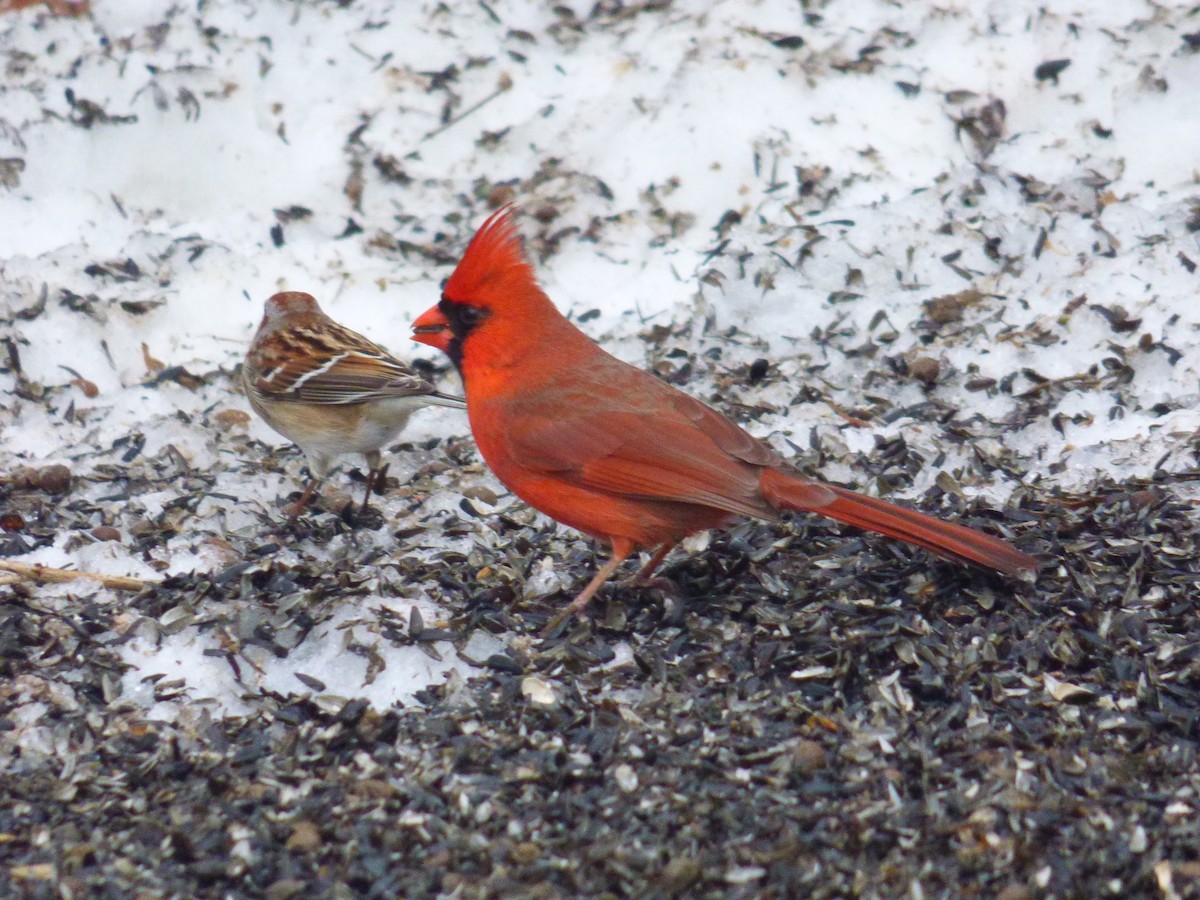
[413,208,1036,631]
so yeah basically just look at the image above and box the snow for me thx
[122,595,499,720]
[2,0,1198,717]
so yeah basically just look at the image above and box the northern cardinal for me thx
[412,209,1036,630]
[244,291,465,517]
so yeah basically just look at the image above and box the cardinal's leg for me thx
[632,543,675,583]
[540,539,634,637]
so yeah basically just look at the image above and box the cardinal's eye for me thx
[446,302,488,332]
[458,305,484,325]
[438,298,490,336]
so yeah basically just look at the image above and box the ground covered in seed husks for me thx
[4,1,1200,898]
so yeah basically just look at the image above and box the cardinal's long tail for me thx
[759,468,1037,578]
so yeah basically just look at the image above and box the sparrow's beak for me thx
[411,305,451,352]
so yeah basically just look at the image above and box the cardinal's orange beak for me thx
[411,304,451,353]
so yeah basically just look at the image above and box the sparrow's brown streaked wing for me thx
[248,321,444,405]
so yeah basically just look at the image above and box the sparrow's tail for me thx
[759,468,1037,578]
[427,391,468,409]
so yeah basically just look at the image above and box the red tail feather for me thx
[760,469,1037,577]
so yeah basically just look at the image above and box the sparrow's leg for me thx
[360,450,387,513]
[285,478,320,519]
[286,454,332,519]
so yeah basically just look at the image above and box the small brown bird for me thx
[243,291,465,517]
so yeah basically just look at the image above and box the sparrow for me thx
[411,207,1036,634]
[243,291,465,517]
